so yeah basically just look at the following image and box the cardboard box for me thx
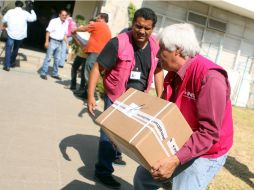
[96,88,192,170]
[72,32,90,49]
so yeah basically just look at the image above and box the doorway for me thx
[24,1,75,51]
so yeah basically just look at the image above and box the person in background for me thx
[70,19,95,91]
[40,10,68,80]
[59,11,76,68]
[50,7,58,20]
[134,23,233,190]
[2,0,36,71]
[72,13,111,101]
[87,8,164,189]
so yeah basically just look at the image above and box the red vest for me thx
[164,54,233,158]
[104,31,160,102]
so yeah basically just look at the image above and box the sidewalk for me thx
[0,46,138,190]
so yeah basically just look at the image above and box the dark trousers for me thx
[71,56,86,89]
[95,95,122,177]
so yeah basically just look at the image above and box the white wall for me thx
[143,0,254,107]
[100,0,143,37]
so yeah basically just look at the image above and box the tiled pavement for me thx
[0,44,139,190]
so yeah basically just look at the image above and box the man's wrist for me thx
[172,155,180,166]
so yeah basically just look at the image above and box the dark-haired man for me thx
[73,13,111,99]
[2,0,36,71]
[40,10,68,80]
[87,8,164,189]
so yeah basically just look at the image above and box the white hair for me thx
[158,23,200,59]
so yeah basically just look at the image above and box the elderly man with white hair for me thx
[133,23,233,190]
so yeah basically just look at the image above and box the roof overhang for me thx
[199,0,254,19]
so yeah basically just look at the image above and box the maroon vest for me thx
[164,54,233,158]
[103,31,160,102]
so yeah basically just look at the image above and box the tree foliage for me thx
[128,2,136,26]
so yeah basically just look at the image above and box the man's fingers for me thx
[88,107,95,116]
[88,103,96,116]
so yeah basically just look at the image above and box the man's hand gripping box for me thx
[96,88,192,170]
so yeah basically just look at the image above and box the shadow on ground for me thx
[37,66,54,75]
[56,79,72,87]
[78,105,102,121]
[59,134,133,190]
[224,155,254,188]
[0,52,27,65]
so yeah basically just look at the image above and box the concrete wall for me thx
[100,0,143,36]
[72,1,99,24]
[143,0,254,107]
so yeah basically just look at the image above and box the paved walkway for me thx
[0,46,138,190]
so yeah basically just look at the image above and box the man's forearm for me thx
[64,35,68,44]
[88,62,101,98]
[75,25,89,32]
[154,68,164,97]
[28,10,37,22]
[45,32,50,43]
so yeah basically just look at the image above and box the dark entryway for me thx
[24,1,75,51]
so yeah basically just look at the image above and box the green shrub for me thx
[75,14,86,27]
[128,2,136,26]
[97,75,104,98]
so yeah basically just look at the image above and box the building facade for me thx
[142,1,254,108]
[101,0,254,108]
[1,0,253,108]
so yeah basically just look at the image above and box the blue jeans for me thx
[84,53,98,85]
[40,39,62,76]
[59,41,67,67]
[134,154,227,190]
[95,95,122,177]
[4,35,23,69]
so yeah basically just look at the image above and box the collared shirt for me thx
[46,17,68,41]
[171,59,229,164]
[169,58,193,102]
[3,7,37,40]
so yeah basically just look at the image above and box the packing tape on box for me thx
[100,90,138,124]
[111,100,172,157]
[100,90,178,156]
[112,101,169,141]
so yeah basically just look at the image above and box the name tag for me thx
[130,71,141,80]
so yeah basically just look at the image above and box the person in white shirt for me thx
[40,9,68,80]
[2,0,36,71]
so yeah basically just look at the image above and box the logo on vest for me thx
[183,90,196,100]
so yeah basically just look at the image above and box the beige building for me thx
[1,0,254,108]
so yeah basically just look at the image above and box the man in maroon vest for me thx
[88,8,164,189]
[134,23,233,190]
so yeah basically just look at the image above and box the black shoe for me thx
[95,175,121,189]
[59,65,64,68]
[74,89,87,99]
[75,92,87,99]
[40,75,47,80]
[113,157,126,166]
[3,67,10,71]
[73,89,84,95]
[70,85,76,90]
[51,75,62,80]
[10,64,16,68]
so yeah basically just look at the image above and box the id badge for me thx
[130,71,141,80]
